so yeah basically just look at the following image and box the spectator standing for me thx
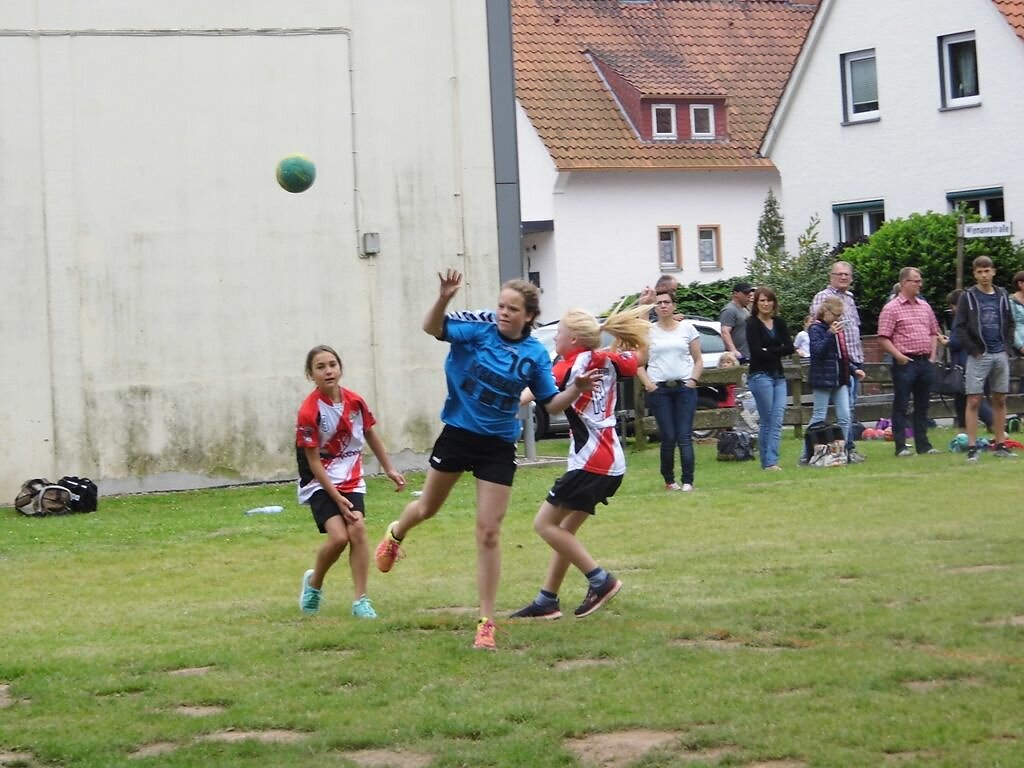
[639,274,680,307]
[810,261,866,462]
[720,282,754,363]
[946,289,992,431]
[799,298,865,464]
[876,267,946,457]
[1011,271,1024,393]
[952,256,1018,461]
[636,290,704,491]
[745,287,794,471]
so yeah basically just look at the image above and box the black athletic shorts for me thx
[428,424,517,486]
[309,489,365,533]
[546,469,623,515]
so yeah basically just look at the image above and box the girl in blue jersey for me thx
[374,269,600,650]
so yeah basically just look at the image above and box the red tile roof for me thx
[993,0,1024,41]
[512,0,817,171]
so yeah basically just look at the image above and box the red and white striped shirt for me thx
[552,349,638,476]
[295,388,376,502]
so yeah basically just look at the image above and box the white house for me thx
[761,0,1024,251]
[511,0,817,322]
[0,1,506,494]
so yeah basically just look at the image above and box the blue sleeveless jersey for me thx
[441,318,558,443]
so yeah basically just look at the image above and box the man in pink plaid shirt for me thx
[877,267,949,457]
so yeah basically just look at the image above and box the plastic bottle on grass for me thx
[245,505,284,516]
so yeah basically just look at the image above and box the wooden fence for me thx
[635,357,1024,442]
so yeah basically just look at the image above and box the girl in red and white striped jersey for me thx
[296,345,406,619]
[512,304,650,620]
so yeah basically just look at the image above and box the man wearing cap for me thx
[720,282,754,363]
[810,261,867,463]
[877,267,946,457]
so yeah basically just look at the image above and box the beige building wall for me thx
[0,0,501,494]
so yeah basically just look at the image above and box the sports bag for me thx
[804,422,847,468]
[57,476,98,513]
[716,429,754,461]
[14,478,73,516]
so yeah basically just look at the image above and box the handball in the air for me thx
[276,154,316,193]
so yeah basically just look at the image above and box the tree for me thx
[747,213,834,330]
[750,189,787,277]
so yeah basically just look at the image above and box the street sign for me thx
[963,221,1013,238]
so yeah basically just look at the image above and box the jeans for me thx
[647,384,697,484]
[801,385,851,461]
[748,372,787,468]
[891,357,934,453]
[847,374,859,450]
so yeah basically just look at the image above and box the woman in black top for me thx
[745,287,795,470]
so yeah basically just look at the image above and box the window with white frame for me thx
[841,49,879,122]
[697,226,721,270]
[690,104,715,139]
[939,31,980,108]
[947,188,1003,220]
[832,200,885,243]
[652,104,677,140]
[658,227,681,269]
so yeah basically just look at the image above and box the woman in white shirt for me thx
[636,290,704,491]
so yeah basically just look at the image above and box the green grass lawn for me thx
[1,428,1022,767]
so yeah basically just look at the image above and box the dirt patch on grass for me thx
[0,685,12,709]
[943,564,1009,575]
[671,635,798,653]
[980,615,1024,627]
[129,742,180,759]
[422,605,479,616]
[554,658,616,671]
[167,665,214,676]
[0,751,35,766]
[746,761,807,768]
[564,730,680,768]
[343,748,434,767]
[902,676,983,693]
[174,705,226,716]
[198,729,306,744]
[883,750,942,764]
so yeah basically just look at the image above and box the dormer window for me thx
[690,104,715,139]
[652,104,677,140]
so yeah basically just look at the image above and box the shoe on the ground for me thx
[509,600,562,620]
[574,576,623,618]
[299,569,322,614]
[375,521,405,573]
[966,447,979,462]
[351,595,377,619]
[473,618,497,650]
[847,449,867,464]
[665,482,682,491]
[764,465,782,471]
[922,448,941,455]
[991,444,1017,458]
[896,447,913,457]
[681,483,694,492]
[798,456,810,467]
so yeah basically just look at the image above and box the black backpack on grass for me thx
[13,476,97,516]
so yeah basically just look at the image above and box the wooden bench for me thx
[635,357,1024,443]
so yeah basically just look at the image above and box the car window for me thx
[695,325,726,354]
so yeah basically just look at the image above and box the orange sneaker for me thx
[473,618,497,651]
[374,521,405,573]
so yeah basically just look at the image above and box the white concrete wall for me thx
[0,0,500,494]
[516,101,557,223]
[529,170,778,324]
[768,0,1024,249]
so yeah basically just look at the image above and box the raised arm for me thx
[423,269,463,338]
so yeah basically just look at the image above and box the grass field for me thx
[1,428,1022,768]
